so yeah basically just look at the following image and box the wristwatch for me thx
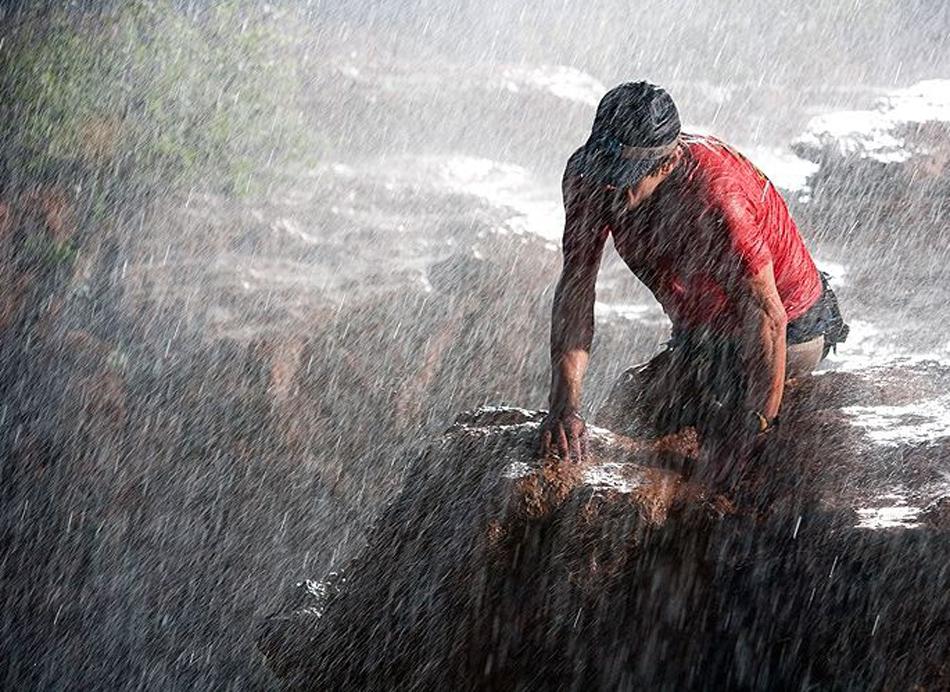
[746,410,777,434]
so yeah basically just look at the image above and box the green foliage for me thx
[19,231,77,268]
[0,1,307,199]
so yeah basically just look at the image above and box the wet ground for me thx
[2,48,948,689]
[260,391,950,689]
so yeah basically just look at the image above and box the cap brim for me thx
[578,146,661,187]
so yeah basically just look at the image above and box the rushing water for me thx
[1,2,948,689]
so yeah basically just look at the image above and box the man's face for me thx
[606,145,683,210]
[622,167,669,209]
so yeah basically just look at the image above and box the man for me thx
[539,82,847,473]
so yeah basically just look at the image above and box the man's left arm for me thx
[737,261,787,427]
[716,191,786,430]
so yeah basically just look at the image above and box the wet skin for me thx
[540,143,790,466]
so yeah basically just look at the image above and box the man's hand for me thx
[542,159,608,465]
[539,408,588,463]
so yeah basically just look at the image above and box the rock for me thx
[304,59,605,173]
[257,405,720,689]
[0,186,78,331]
[258,369,950,690]
[790,80,950,238]
[793,81,950,168]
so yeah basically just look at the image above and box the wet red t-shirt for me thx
[607,134,822,333]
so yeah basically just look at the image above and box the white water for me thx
[498,64,606,107]
[855,489,922,529]
[794,79,950,163]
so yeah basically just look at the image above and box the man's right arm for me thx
[541,167,609,461]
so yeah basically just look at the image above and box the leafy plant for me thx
[0,1,307,201]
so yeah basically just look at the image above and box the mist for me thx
[0,1,947,689]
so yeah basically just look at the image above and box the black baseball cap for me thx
[578,82,681,187]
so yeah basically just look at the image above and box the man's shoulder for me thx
[561,145,601,207]
[563,145,588,184]
[684,135,737,176]
[684,134,768,203]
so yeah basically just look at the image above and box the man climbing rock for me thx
[539,82,847,477]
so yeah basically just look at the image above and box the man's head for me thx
[579,82,682,204]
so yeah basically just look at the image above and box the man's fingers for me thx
[570,432,583,464]
[564,422,582,463]
[556,426,570,460]
[540,429,552,456]
[541,414,589,463]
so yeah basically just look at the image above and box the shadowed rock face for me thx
[790,80,950,248]
[259,369,950,690]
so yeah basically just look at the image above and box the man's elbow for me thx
[761,305,787,340]
[743,303,786,340]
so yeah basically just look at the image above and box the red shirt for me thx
[607,134,822,333]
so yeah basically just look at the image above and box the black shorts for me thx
[786,272,849,354]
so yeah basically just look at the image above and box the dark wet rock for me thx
[257,406,720,689]
[792,81,949,170]
[791,80,950,243]
[259,368,950,690]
